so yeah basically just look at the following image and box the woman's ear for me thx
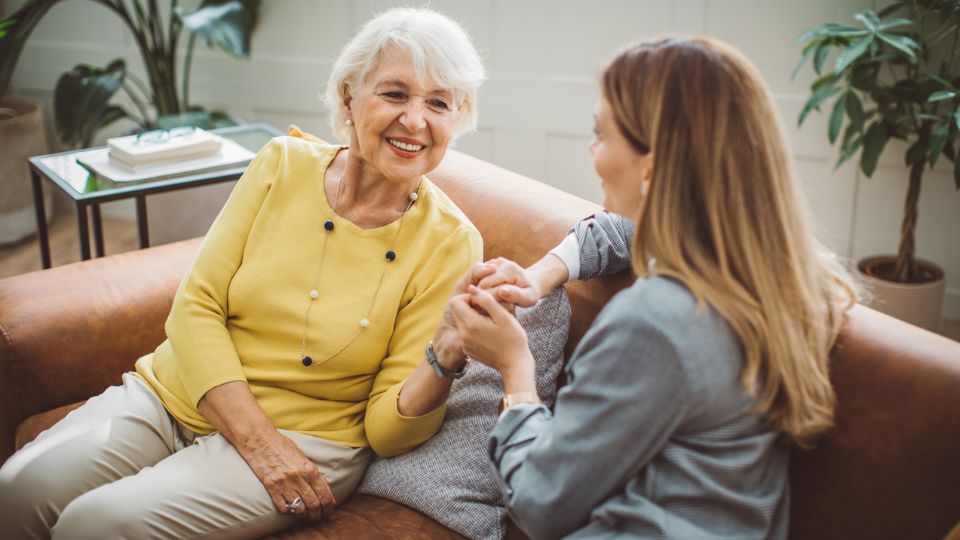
[342,84,353,114]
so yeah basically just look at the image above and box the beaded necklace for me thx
[298,171,420,367]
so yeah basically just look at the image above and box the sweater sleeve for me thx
[363,226,483,457]
[487,292,689,539]
[572,211,635,280]
[164,138,282,406]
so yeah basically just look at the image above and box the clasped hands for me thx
[434,257,543,380]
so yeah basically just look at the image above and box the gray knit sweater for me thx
[488,212,789,539]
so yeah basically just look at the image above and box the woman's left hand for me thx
[450,285,533,377]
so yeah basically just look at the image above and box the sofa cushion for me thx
[356,288,570,540]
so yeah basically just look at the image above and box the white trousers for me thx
[0,373,372,540]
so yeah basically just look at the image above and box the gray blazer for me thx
[488,212,788,539]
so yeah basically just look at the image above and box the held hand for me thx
[433,263,498,367]
[475,257,543,308]
[450,285,532,374]
[240,430,335,521]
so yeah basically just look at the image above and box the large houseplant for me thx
[795,0,958,329]
[0,0,261,147]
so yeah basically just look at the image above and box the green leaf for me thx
[84,105,128,147]
[799,84,842,127]
[859,122,889,177]
[178,1,252,58]
[877,2,908,18]
[877,32,919,61]
[796,23,869,44]
[929,123,950,167]
[156,111,212,129]
[845,91,865,133]
[812,72,839,90]
[944,140,957,163]
[828,95,845,143]
[955,108,960,130]
[0,1,66,96]
[792,40,820,80]
[854,11,880,32]
[53,60,126,147]
[877,17,914,31]
[836,133,863,170]
[905,139,929,166]
[835,35,874,74]
[929,90,957,102]
[207,110,237,129]
[813,43,830,75]
[0,18,15,39]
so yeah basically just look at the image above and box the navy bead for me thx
[301,356,313,366]
[385,250,396,262]
[324,221,334,231]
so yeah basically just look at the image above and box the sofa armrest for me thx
[0,238,201,462]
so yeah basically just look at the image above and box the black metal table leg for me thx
[91,204,105,257]
[77,203,91,260]
[31,169,52,269]
[136,195,150,248]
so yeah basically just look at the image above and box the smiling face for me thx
[344,45,458,186]
[589,95,652,217]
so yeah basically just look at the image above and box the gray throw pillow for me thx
[357,287,570,540]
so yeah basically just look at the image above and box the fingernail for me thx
[467,284,478,293]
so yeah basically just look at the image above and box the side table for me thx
[28,123,282,268]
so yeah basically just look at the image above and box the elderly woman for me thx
[0,7,483,540]
[452,37,858,539]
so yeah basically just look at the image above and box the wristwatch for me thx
[426,341,468,379]
[500,392,541,413]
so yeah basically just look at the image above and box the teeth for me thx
[387,139,425,152]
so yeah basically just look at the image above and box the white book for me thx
[107,128,222,168]
[75,138,256,183]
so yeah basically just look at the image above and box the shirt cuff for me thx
[548,233,580,283]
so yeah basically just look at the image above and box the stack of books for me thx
[75,127,256,183]
[108,127,223,169]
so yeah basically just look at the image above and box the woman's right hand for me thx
[475,257,545,308]
[197,381,334,522]
[239,429,335,521]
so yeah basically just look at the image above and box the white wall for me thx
[6,0,959,317]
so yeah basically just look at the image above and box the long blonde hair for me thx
[602,37,858,447]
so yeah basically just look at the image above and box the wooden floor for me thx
[2,212,959,343]
[0,213,140,279]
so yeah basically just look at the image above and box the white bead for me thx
[409,192,418,201]
[360,318,370,328]
[309,289,319,299]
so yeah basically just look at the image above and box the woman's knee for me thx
[52,489,150,540]
[0,454,68,539]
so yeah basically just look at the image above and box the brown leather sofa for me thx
[2,149,960,540]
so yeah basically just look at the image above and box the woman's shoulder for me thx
[263,135,342,162]
[601,276,740,359]
[418,177,480,240]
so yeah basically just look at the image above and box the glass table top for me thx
[30,124,283,202]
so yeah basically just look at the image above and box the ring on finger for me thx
[285,496,304,513]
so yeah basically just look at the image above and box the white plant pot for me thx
[857,256,946,332]
[0,96,51,244]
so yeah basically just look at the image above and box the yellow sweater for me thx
[135,137,482,457]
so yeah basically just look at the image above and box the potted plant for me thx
[795,0,959,331]
[0,0,261,147]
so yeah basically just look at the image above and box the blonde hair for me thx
[602,37,858,447]
[324,7,485,142]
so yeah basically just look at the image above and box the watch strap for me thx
[426,341,468,379]
[500,391,541,413]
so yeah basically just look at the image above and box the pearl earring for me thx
[345,119,353,126]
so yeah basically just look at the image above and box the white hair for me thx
[324,7,485,142]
